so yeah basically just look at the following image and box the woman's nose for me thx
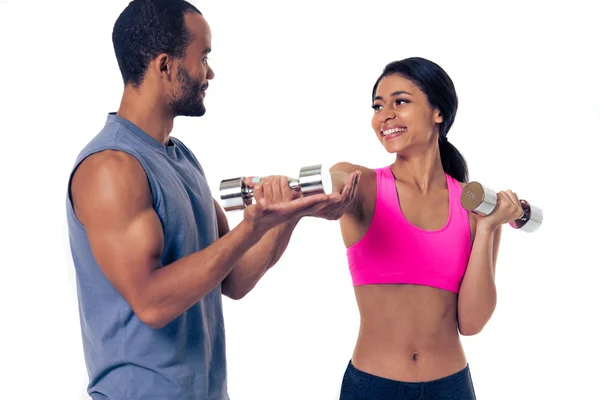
[378,109,395,123]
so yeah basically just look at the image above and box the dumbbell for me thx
[460,182,543,232]
[219,164,333,211]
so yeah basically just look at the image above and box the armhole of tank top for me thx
[67,144,164,228]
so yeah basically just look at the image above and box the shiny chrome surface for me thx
[509,200,543,232]
[460,181,497,216]
[462,181,543,233]
[220,177,253,211]
[298,164,331,195]
[219,164,332,211]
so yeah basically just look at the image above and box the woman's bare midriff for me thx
[350,283,467,382]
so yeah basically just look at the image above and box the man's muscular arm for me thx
[71,150,263,329]
[215,197,300,300]
[215,170,361,299]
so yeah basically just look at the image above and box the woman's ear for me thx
[434,109,444,124]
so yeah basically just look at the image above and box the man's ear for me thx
[153,53,173,80]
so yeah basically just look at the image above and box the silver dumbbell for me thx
[219,164,333,211]
[460,182,543,233]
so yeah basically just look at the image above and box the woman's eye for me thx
[371,104,382,111]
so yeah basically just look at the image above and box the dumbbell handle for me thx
[220,164,331,211]
[242,177,303,199]
[460,181,543,233]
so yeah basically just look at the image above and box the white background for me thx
[1,0,599,399]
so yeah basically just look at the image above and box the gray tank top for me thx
[66,113,228,399]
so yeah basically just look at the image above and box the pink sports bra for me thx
[346,166,472,293]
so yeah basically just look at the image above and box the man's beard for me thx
[169,66,206,117]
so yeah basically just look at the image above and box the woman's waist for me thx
[355,320,462,353]
[354,284,459,332]
[351,334,467,382]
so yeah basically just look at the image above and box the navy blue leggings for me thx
[340,360,477,400]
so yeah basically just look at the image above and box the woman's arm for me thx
[457,189,523,335]
[320,162,367,219]
[457,223,502,336]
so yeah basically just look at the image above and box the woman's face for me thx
[371,74,443,154]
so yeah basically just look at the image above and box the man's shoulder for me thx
[74,120,124,159]
[74,116,161,176]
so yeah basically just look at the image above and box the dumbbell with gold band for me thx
[460,181,543,233]
[219,164,333,211]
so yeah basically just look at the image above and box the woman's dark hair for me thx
[372,57,469,183]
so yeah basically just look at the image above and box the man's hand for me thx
[249,175,300,205]
[241,175,342,234]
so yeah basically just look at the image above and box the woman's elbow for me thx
[458,311,494,336]
[457,296,496,336]
[459,322,485,336]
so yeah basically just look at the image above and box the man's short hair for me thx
[112,0,202,87]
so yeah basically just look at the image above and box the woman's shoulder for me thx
[445,173,468,189]
[330,161,378,177]
[329,162,379,209]
[329,162,379,235]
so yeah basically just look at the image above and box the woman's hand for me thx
[309,170,361,220]
[477,189,524,232]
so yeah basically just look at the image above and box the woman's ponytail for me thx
[438,136,468,183]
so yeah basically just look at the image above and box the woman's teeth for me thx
[382,127,407,136]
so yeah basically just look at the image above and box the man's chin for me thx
[175,105,206,117]
[184,109,206,117]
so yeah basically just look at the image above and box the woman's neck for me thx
[390,145,446,193]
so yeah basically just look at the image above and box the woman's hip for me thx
[340,359,476,400]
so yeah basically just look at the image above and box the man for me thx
[66,1,360,399]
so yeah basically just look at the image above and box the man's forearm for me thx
[222,218,301,299]
[140,220,263,328]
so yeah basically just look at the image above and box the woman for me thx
[327,57,524,399]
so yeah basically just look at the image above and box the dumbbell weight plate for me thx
[220,177,253,211]
[509,199,543,233]
[461,181,544,233]
[460,181,497,216]
[293,164,332,196]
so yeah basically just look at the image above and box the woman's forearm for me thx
[457,224,499,335]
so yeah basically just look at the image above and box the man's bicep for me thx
[71,151,164,309]
[87,207,164,300]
